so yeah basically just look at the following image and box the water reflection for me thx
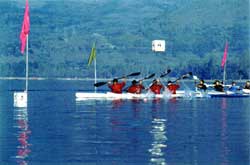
[149,101,167,165]
[13,108,31,165]
[111,99,123,109]
[220,98,229,165]
[191,99,198,165]
[149,118,167,165]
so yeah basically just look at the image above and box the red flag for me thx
[20,0,30,54]
[221,41,228,68]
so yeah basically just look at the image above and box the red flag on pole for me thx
[20,0,30,54]
[221,41,228,68]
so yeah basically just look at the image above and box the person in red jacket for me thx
[108,78,126,94]
[127,80,145,94]
[167,81,180,94]
[149,79,164,94]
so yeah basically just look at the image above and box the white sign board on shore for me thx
[152,40,165,52]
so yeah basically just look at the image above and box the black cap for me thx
[213,80,220,84]
[113,78,118,83]
[132,80,137,85]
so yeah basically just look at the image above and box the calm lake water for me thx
[0,80,250,165]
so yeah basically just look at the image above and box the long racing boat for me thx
[75,89,250,101]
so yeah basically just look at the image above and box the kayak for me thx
[75,91,200,100]
[208,90,250,97]
[242,89,250,94]
[75,90,250,101]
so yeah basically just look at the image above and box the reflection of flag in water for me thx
[221,41,228,68]
[87,42,96,66]
[20,0,30,54]
[16,110,31,162]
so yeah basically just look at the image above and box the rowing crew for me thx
[108,78,180,94]
[196,79,250,92]
[108,78,250,94]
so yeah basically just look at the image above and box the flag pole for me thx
[94,56,97,92]
[221,40,228,85]
[223,60,226,85]
[25,35,29,92]
[87,41,97,92]
[14,0,29,107]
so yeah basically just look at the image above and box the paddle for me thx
[192,74,214,88]
[137,73,155,82]
[193,75,200,81]
[160,69,171,78]
[94,72,141,87]
[147,69,171,89]
[172,72,193,83]
[123,73,155,92]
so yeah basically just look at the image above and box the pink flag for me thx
[20,0,30,54]
[221,41,228,68]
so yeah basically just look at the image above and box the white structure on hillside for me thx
[152,40,165,52]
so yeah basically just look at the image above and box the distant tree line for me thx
[0,0,249,80]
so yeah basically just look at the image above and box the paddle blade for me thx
[182,75,190,79]
[193,75,199,80]
[145,73,155,79]
[181,72,192,79]
[127,72,141,77]
[94,82,107,87]
[160,74,166,78]
[160,69,171,78]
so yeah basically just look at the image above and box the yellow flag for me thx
[87,42,96,66]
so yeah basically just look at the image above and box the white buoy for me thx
[14,91,27,108]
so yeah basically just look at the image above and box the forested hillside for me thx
[0,0,249,79]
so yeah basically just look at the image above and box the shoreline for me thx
[0,77,106,81]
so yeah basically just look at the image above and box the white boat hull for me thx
[242,89,250,94]
[75,91,207,101]
[75,89,250,100]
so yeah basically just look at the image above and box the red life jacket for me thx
[167,84,180,94]
[150,84,163,94]
[127,84,145,94]
[108,82,126,94]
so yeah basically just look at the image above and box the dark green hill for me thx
[0,0,249,79]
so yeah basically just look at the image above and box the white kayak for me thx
[242,89,250,94]
[75,91,208,101]
[208,90,250,97]
[76,90,250,101]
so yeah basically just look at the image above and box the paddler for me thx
[166,80,180,94]
[149,79,164,94]
[108,78,126,94]
[127,80,145,94]
[196,79,207,91]
[213,80,224,92]
[243,81,250,89]
[228,81,240,92]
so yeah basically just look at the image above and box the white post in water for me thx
[14,36,28,108]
